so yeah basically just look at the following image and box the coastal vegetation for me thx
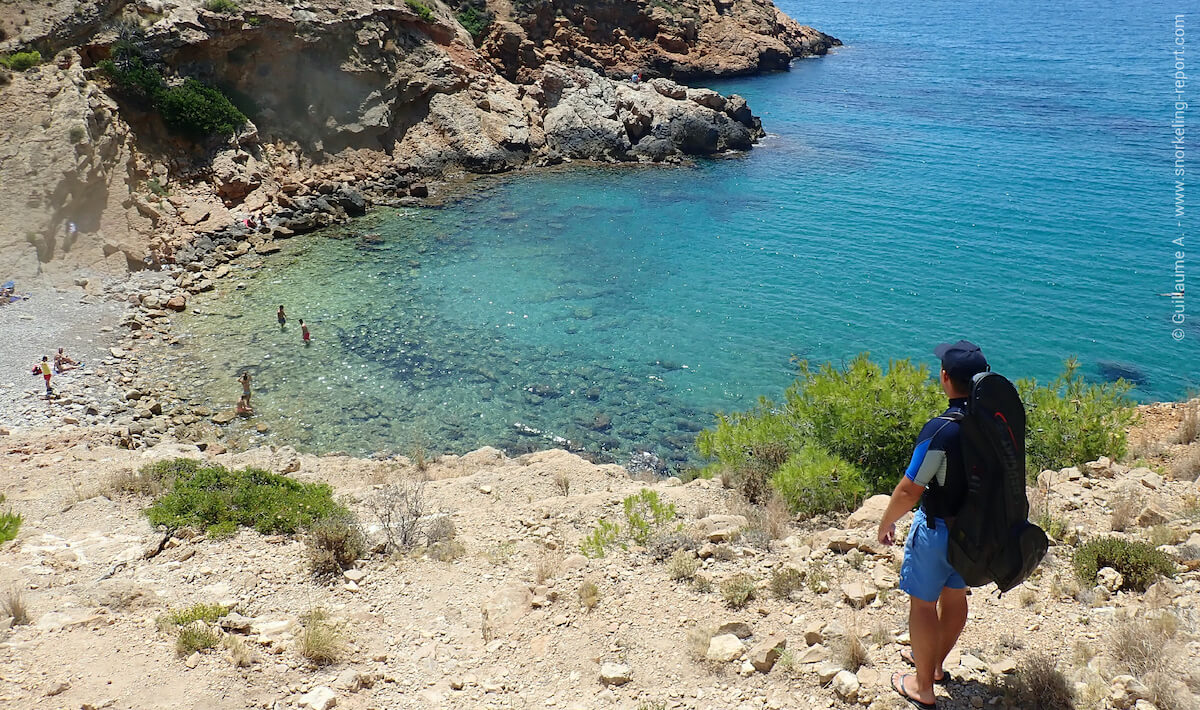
[0,495,21,544]
[405,0,434,21]
[579,488,679,557]
[456,6,492,40]
[98,39,246,139]
[0,51,41,71]
[1073,537,1176,592]
[202,0,240,14]
[696,353,1136,516]
[140,458,346,536]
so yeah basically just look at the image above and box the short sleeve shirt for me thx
[903,398,968,518]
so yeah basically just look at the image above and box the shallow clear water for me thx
[170,0,1196,466]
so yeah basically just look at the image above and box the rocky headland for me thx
[0,0,838,282]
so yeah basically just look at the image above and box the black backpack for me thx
[942,371,1048,594]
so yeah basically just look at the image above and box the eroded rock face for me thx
[0,0,832,278]
[483,0,841,81]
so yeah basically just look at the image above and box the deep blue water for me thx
[174,0,1196,465]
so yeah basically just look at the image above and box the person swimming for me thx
[277,305,287,328]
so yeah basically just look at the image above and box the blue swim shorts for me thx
[899,508,966,603]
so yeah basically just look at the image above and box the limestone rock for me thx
[832,670,860,701]
[841,582,877,609]
[695,514,748,542]
[748,632,786,672]
[1097,566,1124,592]
[716,621,753,639]
[598,663,632,686]
[846,495,891,528]
[1136,505,1169,527]
[298,685,337,710]
[481,586,532,639]
[705,633,745,662]
[816,660,842,684]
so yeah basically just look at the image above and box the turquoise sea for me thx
[171,0,1196,467]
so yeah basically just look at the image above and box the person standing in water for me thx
[239,371,252,402]
[277,305,287,328]
[300,319,310,345]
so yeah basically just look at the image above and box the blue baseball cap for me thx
[933,340,989,381]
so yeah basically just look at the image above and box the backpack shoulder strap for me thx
[921,412,964,527]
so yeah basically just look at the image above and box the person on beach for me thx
[277,305,287,328]
[300,319,310,344]
[39,356,52,395]
[876,341,989,710]
[236,393,254,417]
[54,348,79,373]
[239,371,252,402]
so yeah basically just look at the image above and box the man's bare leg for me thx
[935,586,968,674]
[905,596,940,704]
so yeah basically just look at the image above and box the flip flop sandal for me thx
[900,647,948,684]
[892,672,937,710]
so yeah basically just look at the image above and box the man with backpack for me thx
[877,341,990,710]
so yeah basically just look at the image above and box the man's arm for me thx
[876,477,925,545]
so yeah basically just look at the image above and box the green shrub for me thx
[158,78,246,138]
[146,177,169,197]
[406,0,434,20]
[0,51,41,71]
[622,488,677,545]
[720,574,757,609]
[97,41,165,102]
[769,444,867,517]
[1019,358,1135,474]
[144,459,346,536]
[202,0,239,13]
[0,495,22,544]
[698,354,943,494]
[666,549,700,581]
[1073,537,1176,591]
[245,15,261,26]
[305,515,366,578]
[175,623,220,656]
[163,603,229,627]
[769,566,805,599]
[456,7,491,39]
[580,518,621,558]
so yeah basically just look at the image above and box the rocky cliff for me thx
[0,0,837,281]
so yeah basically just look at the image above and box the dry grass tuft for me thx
[534,551,563,584]
[1176,401,1200,445]
[578,580,600,611]
[1109,485,1144,532]
[1172,443,1200,482]
[222,634,255,667]
[175,622,220,657]
[553,471,571,496]
[720,574,757,609]
[686,625,714,662]
[305,515,366,578]
[1144,671,1195,710]
[297,608,342,665]
[667,549,700,581]
[833,628,869,672]
[869,620,893,647]
[1110,613,1179,677]
[2,588,30,625]
[1004,652,1076,710]
[769,567,804,600]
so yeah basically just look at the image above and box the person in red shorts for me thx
[39,356,52,395]
[300,319,310,344]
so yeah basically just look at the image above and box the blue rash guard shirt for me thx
[903,397,968,520]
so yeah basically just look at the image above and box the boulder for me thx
[846,495,891,528]
[695,514,747,542]
[716,621,753,639]
[1097,566,1124,592]
[832,670,860,701]
[481,586,532,639]
[598,662,631,686]
[298,686,337,710]
[841,582,877,609]
[747,632,786,672]
[1136,505,1169,527]
[165,295,186,311]
[705,633,745,662]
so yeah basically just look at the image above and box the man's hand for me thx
[877,522,896,546]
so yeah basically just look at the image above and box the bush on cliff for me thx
[697,354,942,497]
[1018,357,1135,474]
[0,51,42,71]
[456,6,491,40]
[406,0,434,21]
[98,40,245,139]
[202,0,240,13]
[1073,536,1175,592]
[697,354,1137,509]
[158,79,247,138]
[144,458,346,536]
